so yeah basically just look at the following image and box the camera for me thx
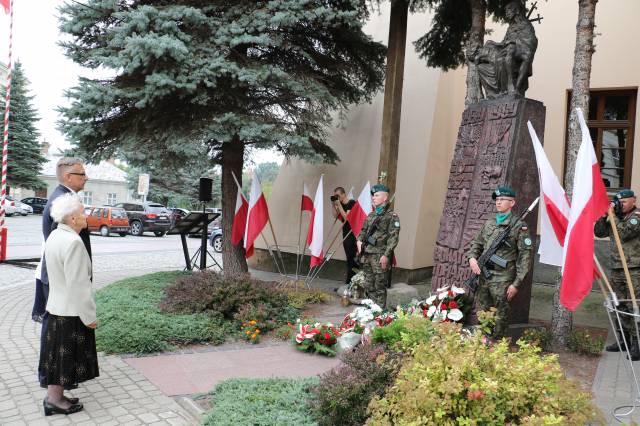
[613,198,623,219]
[330,195,339,202]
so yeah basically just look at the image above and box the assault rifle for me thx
[464,197,539,293]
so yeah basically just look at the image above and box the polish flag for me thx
[306,176,324,267]
[528,122,571,266]
[560,108,610,311]
[347,187,354,200]
[231,181,249,246]
[301,183,313,212]
[347,182,373,237]
[0,0,9,14]
[244,173,270,258]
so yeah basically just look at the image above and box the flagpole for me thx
[606,209,639,315]
[260,232,283,276]
[295,182,304,280]
[0,0,13,262]
[252,170,286,276]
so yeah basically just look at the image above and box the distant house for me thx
[17,154,132,206]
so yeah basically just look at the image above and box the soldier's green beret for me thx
[492,186,516,200]
[371,183,390,194]
[616,189,635,199]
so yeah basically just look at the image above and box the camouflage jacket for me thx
[357,207,400,257]
[466,214,533,288]
[594,207,640,269]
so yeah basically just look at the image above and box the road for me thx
[0,214,222,290]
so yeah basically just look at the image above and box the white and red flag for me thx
[0,0,9,14]
[244,172,270,258]
[301,182,313,212]
[231,180,248,246]
[347,182,373,237]
[528,121,571,266]
[306,175,324,267]
[347,187,354,200]
[560,108,610,311]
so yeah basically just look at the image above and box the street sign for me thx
[138,173,150,196]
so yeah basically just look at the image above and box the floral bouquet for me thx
[422,285,467,323]
[295,320,342,357]
[342,271,367,304]
[340,299,383,332]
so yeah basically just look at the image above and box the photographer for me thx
[594,189,640,360]
[332,187,357,284]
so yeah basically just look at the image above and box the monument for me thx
[432,1,544,324]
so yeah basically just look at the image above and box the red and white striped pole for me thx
[0,0,14,262]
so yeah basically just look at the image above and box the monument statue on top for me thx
[470,1,538,99]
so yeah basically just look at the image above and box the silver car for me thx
[2,197,20,216]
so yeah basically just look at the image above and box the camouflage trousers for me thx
[610,268,640,333]
[360,253,388,308]
[475,280,511,339]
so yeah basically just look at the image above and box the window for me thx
[81,191,93,205]
[92,208,102,218]
[107,193,117,205]
[567,89,637,191]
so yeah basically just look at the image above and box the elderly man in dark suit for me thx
[33,157,91,321]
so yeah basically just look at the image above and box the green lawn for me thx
[95,271,236,355]
[200,378,319,426]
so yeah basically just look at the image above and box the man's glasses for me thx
[68,172,87,177]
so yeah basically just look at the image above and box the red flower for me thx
[440,303,447,310]
[448,290,454,297]
[325,333,331,340]
[448,301,458,309]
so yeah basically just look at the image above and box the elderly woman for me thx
[38,193,98,416]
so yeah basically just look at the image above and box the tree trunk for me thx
[551,0,598,347]
[221,137,248,277]
[464,0,486,106]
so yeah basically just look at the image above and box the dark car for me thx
[113,202,172,237]
[169,207,190,225]
[21,197,48,214]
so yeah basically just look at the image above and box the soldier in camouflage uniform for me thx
[356,184,400,308]
[467,186,533,339]
[594,188,640,360]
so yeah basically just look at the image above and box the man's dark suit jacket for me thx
[32,185,92,321]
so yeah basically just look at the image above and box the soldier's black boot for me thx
[626,338,640,361]
[605,330,627,352]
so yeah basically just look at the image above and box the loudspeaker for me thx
[199,177,213,202]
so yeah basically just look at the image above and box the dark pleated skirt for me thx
[38,314,99,389]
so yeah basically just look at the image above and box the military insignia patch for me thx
[631,218,639,226]
[524,237,532,246]
[394,221,400,228]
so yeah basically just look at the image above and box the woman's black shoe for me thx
[43,397,83,416]
[64,396,80,404]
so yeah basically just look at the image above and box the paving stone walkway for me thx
[0,281,196,425]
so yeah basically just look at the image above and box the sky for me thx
[0,0,281,165]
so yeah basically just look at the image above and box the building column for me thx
[377,0,409,194]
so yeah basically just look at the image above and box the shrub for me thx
[202,378,318,426]
[159,271,299,325]
[308,344,403,426]
[285,288,332,309]
[371,314,435,352]
[274,322,296,341]
[567,330,605,357]
[95,271,234,354]
[519,326,553,351]
[367,322,604,425]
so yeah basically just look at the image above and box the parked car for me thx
[86,206,131,237]
[20,197,47,214]
[113,202,172,237]
[209,227,223,253]
[2,197,20,216]
[6,196,32,216]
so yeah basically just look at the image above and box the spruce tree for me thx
[3,62,46,191]
[58,0,386,275]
